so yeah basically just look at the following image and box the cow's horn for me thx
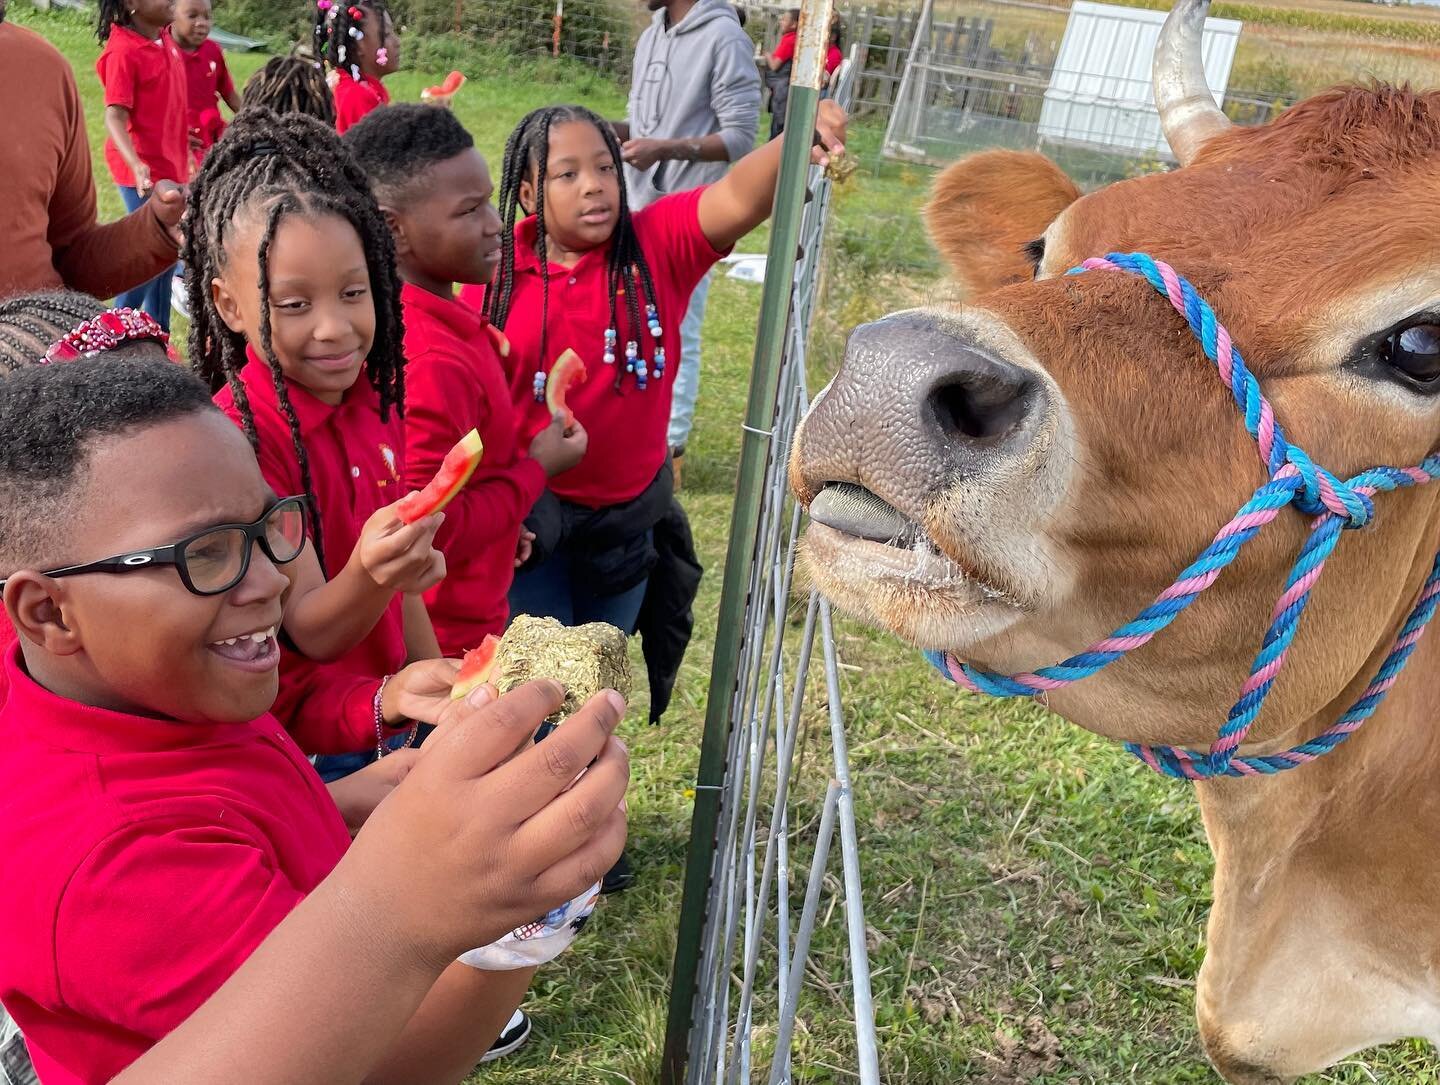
[1153,0,1230,165]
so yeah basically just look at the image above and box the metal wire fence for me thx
[659,38,882,1085]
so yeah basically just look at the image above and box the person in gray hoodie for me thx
[612,0,762,482]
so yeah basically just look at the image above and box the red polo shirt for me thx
[178,38,234,155]
[96,25,189,188]
[0,644,350,1084]
[771,30,796,64]
[214,349,409,754]
[458,186,724,508]
[333,71,389,134]
[401,283,547,653]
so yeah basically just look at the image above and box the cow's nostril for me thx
[929,367,1033,444]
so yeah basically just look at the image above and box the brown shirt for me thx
[0,21,177,300]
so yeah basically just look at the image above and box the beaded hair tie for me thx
[43,307,175,365]
[532,272,665,401]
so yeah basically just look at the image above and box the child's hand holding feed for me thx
[811,99,848,169]
[351,679,630,958]
[108,680,628,1085]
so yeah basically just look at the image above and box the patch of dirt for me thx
[977,1016,1064,1084]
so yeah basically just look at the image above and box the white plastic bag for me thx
[457,882,601,970]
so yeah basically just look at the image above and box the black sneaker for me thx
[479,1009,532,1064]
[600,849,636,895]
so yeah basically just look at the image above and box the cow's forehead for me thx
[1042,91,1440,379]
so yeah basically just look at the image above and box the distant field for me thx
[924,0,1440,100]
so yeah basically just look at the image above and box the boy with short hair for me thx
[0,355,624,1083]
[345,104,588,655]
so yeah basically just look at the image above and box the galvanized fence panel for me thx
[660,38,883,1085]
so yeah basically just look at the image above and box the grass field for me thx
[12,5,1440,1081]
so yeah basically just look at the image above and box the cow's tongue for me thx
[809,483,919,547]
[210,636,269,662]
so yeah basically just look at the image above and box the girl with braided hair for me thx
[460,100,849,638]
[243,54,337,126]
[185,107,454,774]
[314,0,400,133]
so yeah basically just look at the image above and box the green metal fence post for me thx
[660,1,836,1080]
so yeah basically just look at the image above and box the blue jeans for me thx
[667,270,712,453]
[116,185,174,331]
[508,537,651,634]
[313,724,433,784]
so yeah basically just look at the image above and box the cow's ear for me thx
[924,150,1081,299]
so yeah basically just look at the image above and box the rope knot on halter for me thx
[1284,451,1373,527]
[927,251,1440,781]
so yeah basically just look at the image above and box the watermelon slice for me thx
[485,322,510,358]
[395,428,483,524]
[421,70,466,102]
[545,349,587,431]
[450,634,500,700]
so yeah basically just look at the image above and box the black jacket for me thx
[522,462,703,722]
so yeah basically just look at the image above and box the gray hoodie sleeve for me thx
[710,29,762,163]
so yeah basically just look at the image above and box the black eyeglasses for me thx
[1,496,310,597]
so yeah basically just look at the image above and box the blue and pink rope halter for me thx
[925,252,1440,781]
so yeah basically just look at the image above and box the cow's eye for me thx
[1381,322,1440,385]
[1023,238,1045,278]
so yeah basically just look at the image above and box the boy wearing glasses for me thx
[0,353,619,1082]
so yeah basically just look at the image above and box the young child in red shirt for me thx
[170,0,240,166]
[315,0,400,133]
[345,103,588,655]
[465,101,847,635]
[825,16,845,80]
[182,109,462,774]
[765,7,799,138]
[0,351,624,1083]
[95,0,187,330]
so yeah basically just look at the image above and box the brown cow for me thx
[790,1,1440,1080]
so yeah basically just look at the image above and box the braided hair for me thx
[182,107,405,570]
[314,0,386,85]
[243,56,337,126]
[0,291,108,373]
[96,0,131,40]
[486,105,663,394]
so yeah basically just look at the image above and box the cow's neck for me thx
[1194,601,1440,872]
[1188,603,1440,1073]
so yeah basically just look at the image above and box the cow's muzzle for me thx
[792,310,1049,518]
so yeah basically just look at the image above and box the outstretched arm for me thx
[48,68,178,295]
[697,99,847,253]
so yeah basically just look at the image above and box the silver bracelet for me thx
[372,674,417,759]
